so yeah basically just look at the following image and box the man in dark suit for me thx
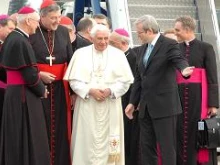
[125,15,194,165]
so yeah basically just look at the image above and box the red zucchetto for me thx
[114,28,129,37]
[60,16,73,25]
[40,0,56,9]
[18,6,36,14]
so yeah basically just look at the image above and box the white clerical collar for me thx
[185,37,196,45]
[16,27,29,37]
[150,33,160,46]
[93,45,108,55]
[0,40,3,44]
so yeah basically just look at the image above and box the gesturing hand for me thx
[181,66,194,77]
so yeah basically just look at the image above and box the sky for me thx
[0,0,9,14]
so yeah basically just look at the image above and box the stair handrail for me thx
[209,0,220,55]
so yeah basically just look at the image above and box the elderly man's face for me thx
[28,13,40,35]
[41,10,61,31]
[109,34,123,50]
[135,23,151,44]
[92,30,109,51]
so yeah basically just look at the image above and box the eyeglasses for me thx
[109,40,121,46]
[28,18,40,23]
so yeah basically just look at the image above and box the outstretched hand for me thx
[181,66,194,77]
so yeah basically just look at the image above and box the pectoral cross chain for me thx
[46,55,56,66]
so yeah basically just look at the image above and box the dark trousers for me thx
[139,109,177,165]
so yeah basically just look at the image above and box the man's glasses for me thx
[28,18,40,23]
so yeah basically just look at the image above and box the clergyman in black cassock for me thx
[109,29,140,165]
[175,16,219,165]
[29,1,73,165]
[0,15,16,134]
[0,6,50,165]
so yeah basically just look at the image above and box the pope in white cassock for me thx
[64,24,134,165]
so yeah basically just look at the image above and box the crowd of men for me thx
[0,0,219,165]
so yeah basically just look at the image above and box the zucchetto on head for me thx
[18,6,36,14]
[0,14,9,21]
[60,16,73,25]
[40,0,56,9]
[114,28,129,37]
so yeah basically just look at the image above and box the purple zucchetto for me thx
[0,14,9,21]
[114,28,129,37]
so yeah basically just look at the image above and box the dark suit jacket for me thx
[71,33,92,53]
[130,35,189,119]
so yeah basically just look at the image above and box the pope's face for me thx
[92,30,109,51]
[41,10,61,31]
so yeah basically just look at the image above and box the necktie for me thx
[143,44,153,66]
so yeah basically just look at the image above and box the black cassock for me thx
[29,24,73,165]
[0,42,6,131]
[0,28,50,165]
[122,48,140,165]
[177,39,219,165]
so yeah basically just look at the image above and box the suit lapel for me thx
[145,35,163,69]
[139,44,148,73]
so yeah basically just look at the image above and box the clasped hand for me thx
[89,88,111,102]
[40,71,56,84]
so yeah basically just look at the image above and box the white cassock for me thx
[64,45,134,165]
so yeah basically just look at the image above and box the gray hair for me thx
[134,15,160,33]
[90,24,110,38]
[175,16,196,32]
[120,35,130,44]
[40,4,60,17]
[17,12,39,24]
[112,31,130,44]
